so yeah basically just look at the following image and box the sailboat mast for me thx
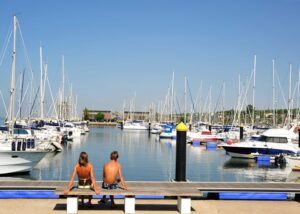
[288,64,292,125]
[61,55,65,121]
[238,74,241,125]
[222,81,225,125]
[170,72,174,122]
[18,69,25,119]
[184,76,187,124]
[297,68,300,120]
[252,55,256,127]
[272,59,276,127]
[8,15,17,134]
[39,45,44,119]
[209,86,212,125]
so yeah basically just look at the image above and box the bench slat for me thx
[55,187,203,197]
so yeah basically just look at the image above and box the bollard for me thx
[175,122,188,182]
[298,126,300,148]
[240,125,244,141]
[121,121,123,130]
[148,122,151,132]
[208,124,212,132]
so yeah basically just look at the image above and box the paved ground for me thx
[0,199,299,214]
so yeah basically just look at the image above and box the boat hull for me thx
[223,145,297,158]
[0,151,47,175]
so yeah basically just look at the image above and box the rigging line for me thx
[15,83,30,119]
[29,86,40,116]
[175,94,182,115]
[200,91,209,122]
[0,89,8,117]
[231,70,254,129]
[46,93,58,118]
[17,20,34,80]
[0,24,12,68]
[211,85,223,123]
[186,78,196,113]
[275,70,288,108]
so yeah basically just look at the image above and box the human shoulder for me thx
[87,162,93,169]
[116,162,121,168]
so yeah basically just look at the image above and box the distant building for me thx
[85,110,111,121]
[124,111,150,121]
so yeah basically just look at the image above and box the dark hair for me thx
[110,151,119,160]
[78,152,89,166]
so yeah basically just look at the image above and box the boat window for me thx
[14,129,28,135]
[266,137,287,143]
[251,135,267,141]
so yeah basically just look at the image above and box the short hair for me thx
[78,151,89,166]
[110,151,119,160]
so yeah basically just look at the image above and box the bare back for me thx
[103,161,120,184]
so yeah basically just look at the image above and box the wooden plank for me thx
[55,187,203,197]
[0,181,300,193]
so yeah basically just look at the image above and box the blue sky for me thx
[0,0,300,116]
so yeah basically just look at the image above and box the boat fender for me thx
[17,141,22,151]
[227,139,232,145]
[22,141,26,151]
[26,139,31,148]
[11,141,16,151]
[31,139,35,149]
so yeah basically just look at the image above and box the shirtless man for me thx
[101,151,127,207]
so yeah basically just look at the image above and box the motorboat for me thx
[159,124,176,139]
[123,120,149,130]
[188,130,223,143]
[150,123,164,134]
[286,155,300,169]
[222,128,300,158]
[0,138,47,174]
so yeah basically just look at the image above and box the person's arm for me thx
[102,164,105,181]
[90,165,100,194]
[64,165,77,194]
[118,164,127,190]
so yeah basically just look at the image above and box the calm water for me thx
[3,128,300,182]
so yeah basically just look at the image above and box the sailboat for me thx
[0,16,47,175]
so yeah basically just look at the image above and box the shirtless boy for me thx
[101,151,127,207]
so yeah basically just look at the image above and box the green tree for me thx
[95,112,104,122]
[83,108,89,121]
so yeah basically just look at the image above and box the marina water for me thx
[1,127,299,182]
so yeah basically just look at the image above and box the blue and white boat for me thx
[159,124,176,139]
[222,128,300,158]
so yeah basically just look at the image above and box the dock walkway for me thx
[0,181,300,193]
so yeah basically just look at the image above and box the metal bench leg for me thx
[124,196,135,214]
[177,197,191,214]
[67,197,78,214]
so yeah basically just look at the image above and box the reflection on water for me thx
[222,158,292,182]
[0,128,299,182]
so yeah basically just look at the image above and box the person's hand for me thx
[123,186,128,190]
[64,189,69,195]
[95,188,100,195]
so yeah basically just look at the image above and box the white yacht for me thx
[0,138,47,174]
[222,128,300,158]
[123,120,149,130]
[286,155,300,169]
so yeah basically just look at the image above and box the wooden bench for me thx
[55,182,203,214]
